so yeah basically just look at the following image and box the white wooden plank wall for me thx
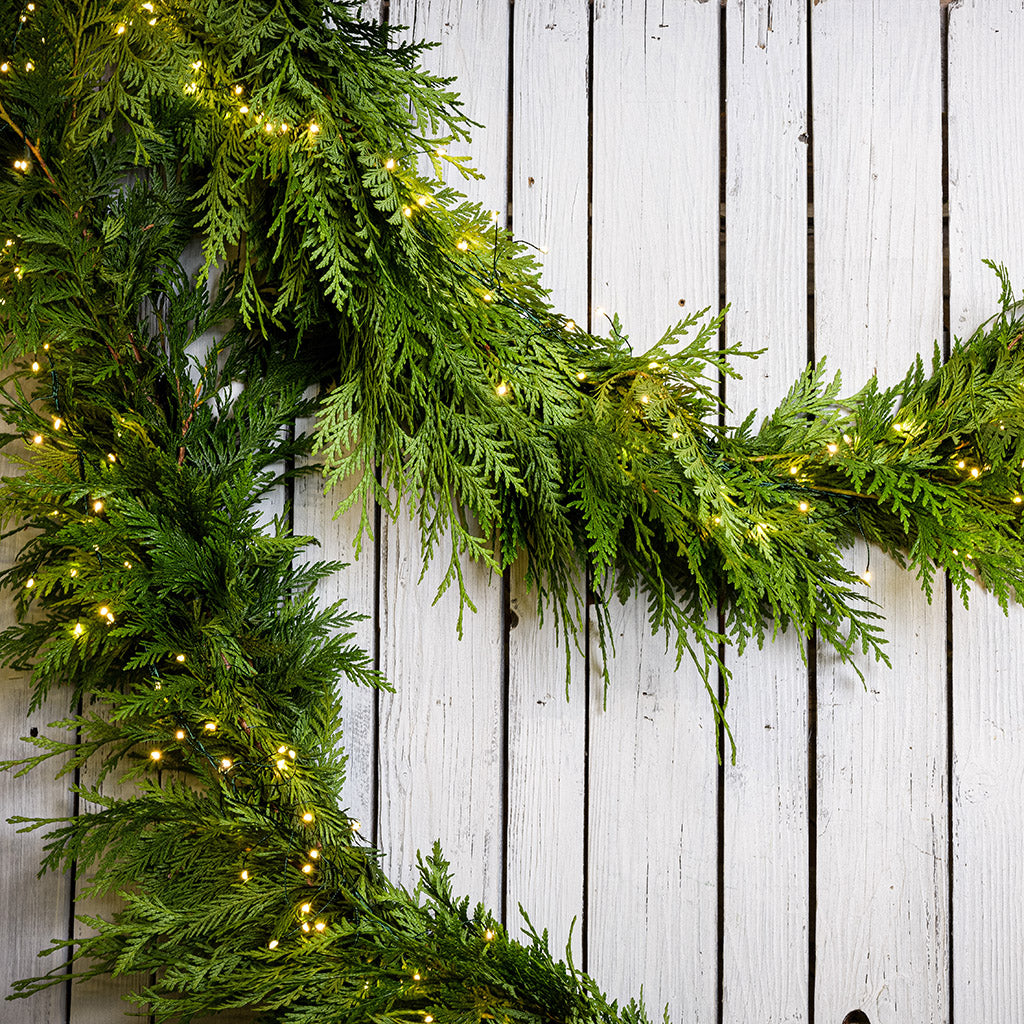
[7,3,1024,1022]
[721,1,809,1021]
[812,5,948,1023]
[589,2,719,1018]
[947,4,1024,1022]
[507,0,588,962]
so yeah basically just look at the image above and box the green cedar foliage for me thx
[3,0,1024,1020]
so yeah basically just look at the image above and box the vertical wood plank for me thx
[379,0,508,908]
[0,424,72,1019]
[589,1,720,1017]
[294,417,377,832]
[721,1,810,1021]
[947,3,1024,1019]
[811,3,948,1021]
[506,0,589,959]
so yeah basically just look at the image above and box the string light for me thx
[1014,495,1023,505]
[175,653,186,663]
[239,105,249,114]
[495,382,508,396]
[301,922,311,933]
[639,395,649,404]
[240,869,249,881]
[107,452,116,462]
[300,903,311,914]
[115,23,126,34]
[456,240,469,251]
[671,431,680,439]
[970,467,980,478]
[302,811,314,823]
[482,292,493,302]
[402,206,413,217]
[826,443,838,455]
[384,158,395,170]
[204,722,217,732]
[73,623,83,636]
[490,210,500,222]
[220,757,232,770]
[32,434,42,445]
[424,1016,434,1023]
[233,85,243,95]
[150,750,162,761]
[789,465,798,475]
[798,501,810,512]
[484,929,494,941]
[308,123,320,134]
[288,749,296,759]
[124,560,132,568]
[25,578,34,588]
[98,606,109,617]
[957,459,966,469]
[0,63,9,73]
[52,416,63,430]
[417,195,428,207]
[412,972,421,981]
[268,939,279,950]
[576,370,587,381]
[93,499,104,513]
[861,570,872,584]
[175,729,185,740]
[308,849,319,859]
[25,61,33,71]
[276,758,288,770]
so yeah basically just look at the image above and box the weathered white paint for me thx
[8,3,1024,1021]
[721,1,810,1021]
[506,0,589,960]
[588,1,720,1018]
[812,3,948,1022]
[948,3,1024,1021]
[0,426,72,1023]
[381,0,508,912]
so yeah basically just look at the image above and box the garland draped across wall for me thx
[3,1,1024,1020]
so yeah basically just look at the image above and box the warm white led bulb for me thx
[302,811,314,823]
[268,939,279,950]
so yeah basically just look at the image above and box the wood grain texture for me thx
[294,415,378,834]
[721,1,810,1021]
[588,1,720,1017]
[947,3,1024,1019]
[506,0,589,958]
[811,3,948,1022]
[0,421,73,1018]
[380,0,508,908]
